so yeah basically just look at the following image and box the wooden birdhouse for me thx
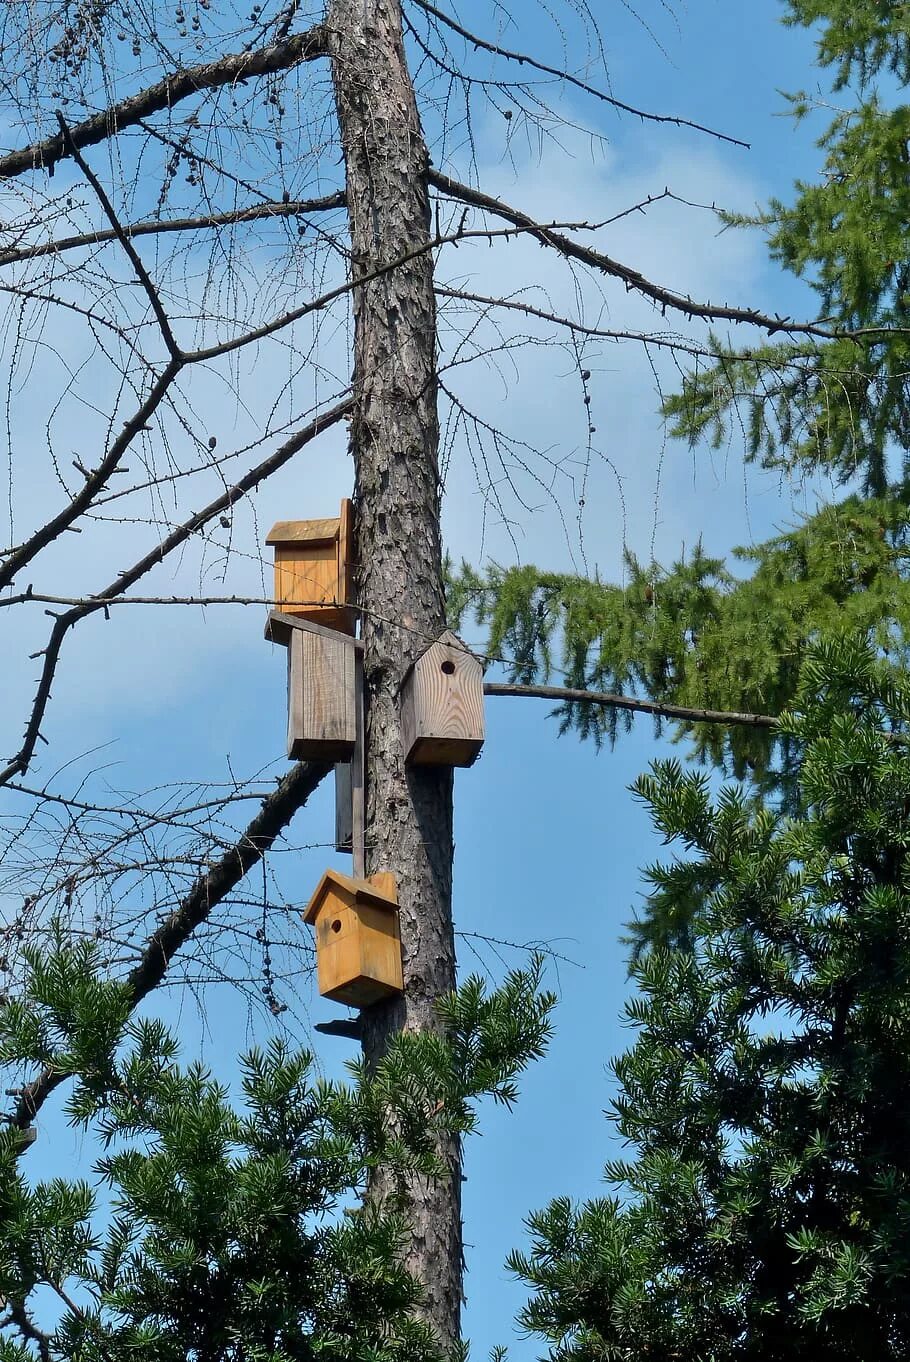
[399,630,485,767]
[285,618,358,761]
[266,498,356,635]
[304,869,402,1007]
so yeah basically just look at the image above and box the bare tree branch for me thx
[0,357,183,592]
[0,194,346,268]
[484,681,779,730]
[410,0,749,148]
[0,27,327,182]
[11,755,330,1133]
[429,170,896,341]
[1,395,353,786]
[57,114,182,359]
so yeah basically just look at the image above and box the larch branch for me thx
[0,193,345,268]
[410,0,749,148]
[0,26,326,182]
[484,681,779,730]
[11,756,330,1133]
[57,113,181,359]
[429,171,900,341]
[0,395,353,786]
[0,357,184,592]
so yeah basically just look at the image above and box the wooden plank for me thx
[267,516,339,545]
[334,761,353,853]
[265,609,364,649]
[352,650,366,879]
[274,544,338,610]
[287,629,356,761]
[338,496,355,604]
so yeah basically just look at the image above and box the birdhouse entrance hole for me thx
[440,659,456,675]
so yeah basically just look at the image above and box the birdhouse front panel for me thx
[305,870,403,1008]
[287,627,357,761]
[400,630,485,767]
[267,498,355,635]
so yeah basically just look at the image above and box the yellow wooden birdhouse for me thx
[304,869,403,1007]
[266,498,355,635]
[399,630,485,767]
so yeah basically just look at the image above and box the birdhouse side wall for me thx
[288,629,357,761]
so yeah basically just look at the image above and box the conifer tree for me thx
[510,639,910,1360]
[665,0,910,495]
[449,492,910,790]
[3,0,907,1350]
[453,0,910,777]
[0,933,553,1360]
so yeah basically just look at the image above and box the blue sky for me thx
[3,1,847,1356]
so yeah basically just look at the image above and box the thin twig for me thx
[411,0,749,148]
[0,194,346,268]
[12,758,330,1133]
[0,396,353,786]
[430,171,903,342]
[56,114,181,359]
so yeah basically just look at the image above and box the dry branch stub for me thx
[266,498,356,635]
[399,630,485,767]
[303,868,403,1007]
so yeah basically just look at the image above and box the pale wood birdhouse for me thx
[285,619,357,762]
[266,498,356,635]
[399,630,485,767]
[304,869,402,1007]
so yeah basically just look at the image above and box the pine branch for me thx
[5,1300,52,1362]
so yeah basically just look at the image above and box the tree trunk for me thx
[325,0,461,1347]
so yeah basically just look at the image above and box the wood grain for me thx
[305,869,402,1007]
[266,499,356,633]
[287,628,356,760]
[265,608,364,649]
[400,630,484,767]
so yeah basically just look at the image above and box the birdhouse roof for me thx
[304,868,398,924]
[404,630,483,679]
[264,609,364,648]
[266,516,340,547]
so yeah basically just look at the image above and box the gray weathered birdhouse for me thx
[285,619,358,762]
[399,629,485,767]
[304,868,402,1007]
[266,497,355,635]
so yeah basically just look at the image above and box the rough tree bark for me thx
[325,0,461,1347]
